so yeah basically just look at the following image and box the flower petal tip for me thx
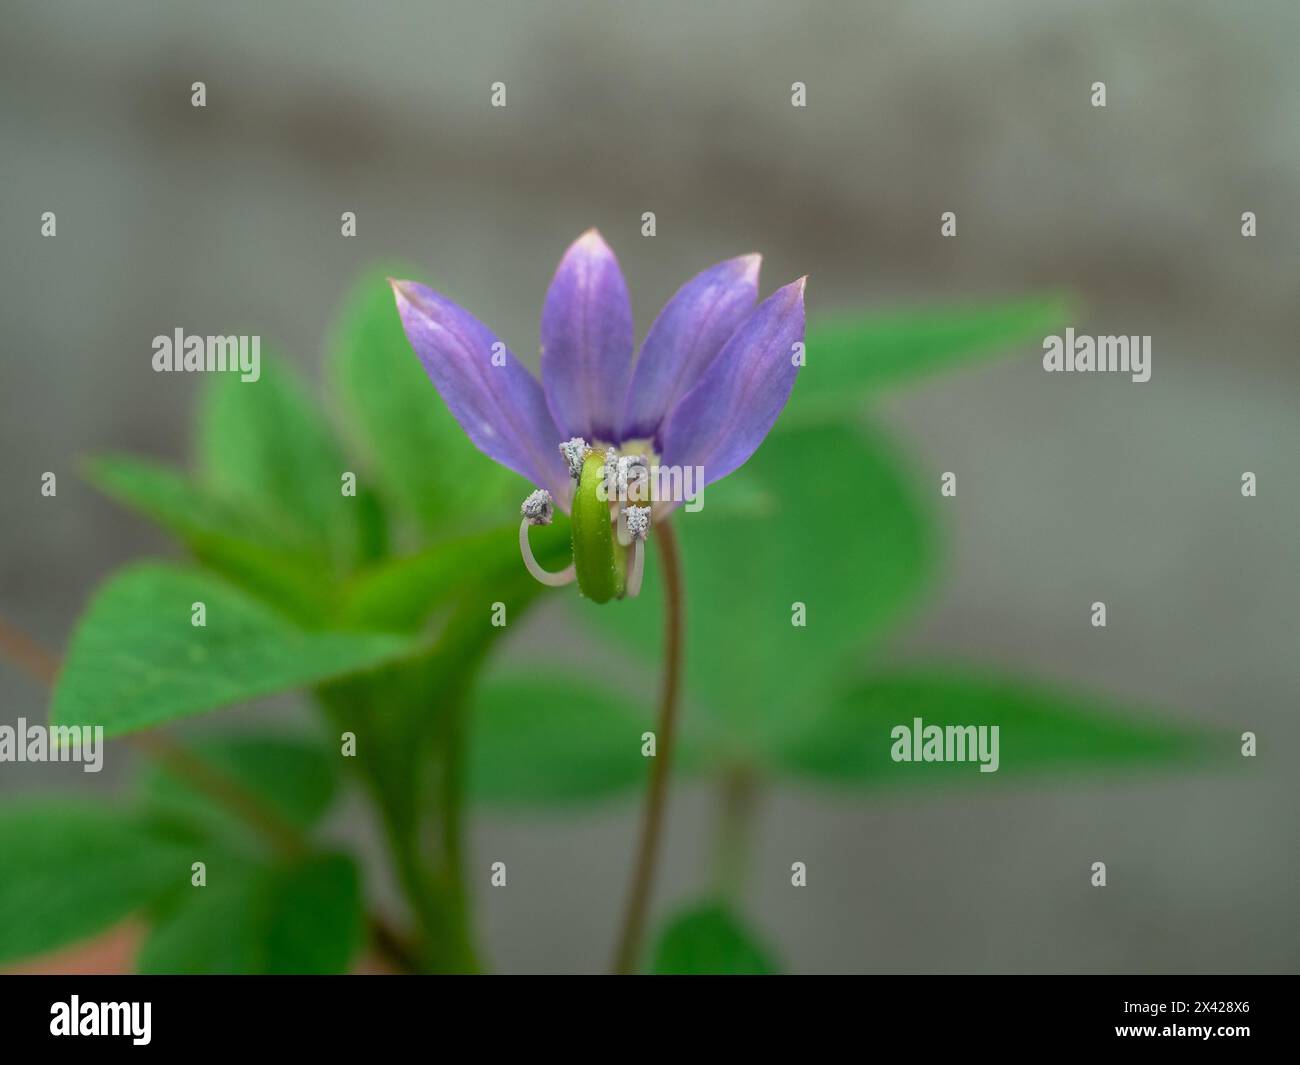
[561,228,622,272]
[543,230,634,442]
[574,227,611,252]
[388,278,420,306]
[735,253,763,282]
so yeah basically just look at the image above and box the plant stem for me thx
[388,824,476,973]
[713,766,758,903]
[432,691,476,968]
[314,639,484,975]
[130,730,305,859]
[412,616,484,973]
[367,914,421,973]
[612,519,684,975]
[0,614,59,685]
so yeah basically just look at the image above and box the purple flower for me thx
[391,229,805,597]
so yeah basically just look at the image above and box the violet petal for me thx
[621,253,761,443]
[659,277,806,487]
[392,279,570,505]
[540,229,634,443]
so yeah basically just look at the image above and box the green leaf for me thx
[197,355,362,570]
[582,420,935,756]
[340,517,570,633]
[468,672,654,806]
[260,854,363,973]
[650,902,778,974]
[88,453,282,546]
[86,454,333,621]
[138,853,363,974]
[791,294,1070,420]
[51,563,416,736]
[138,734,340,843]
[778,669,1216,788]
[328,268,515,535]
[0,803,186,964]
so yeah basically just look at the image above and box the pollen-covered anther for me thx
[559,437,588,481]
[602,447,619,495]
[520,488,554,526]
[624,505,651,541]
[618,454,649,502]
[519,489,575,588]
[623,505,651,599]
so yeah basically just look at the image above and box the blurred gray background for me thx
[2,0,1297,973]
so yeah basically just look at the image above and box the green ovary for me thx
[570,450,627,603]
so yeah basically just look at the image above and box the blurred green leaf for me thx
[260,854,363,973]
[583,420,934,756]
[790,294,1069,421]
[650,902,778,975]
[341,517,570,633]
[328,268,515,536]
[89,453,282,545]
[137,861,264,974]
[86,454,332,621]
[139,734,340,844]
[197,355,363,570]
[51,563,416,736]
[778,669,1216,788]
[138,853,363,974]
[0,803,186,964]
[468,672,655,806]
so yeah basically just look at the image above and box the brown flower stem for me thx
[367,914,422,973]
[128,730,305,859]
[0,614,60,686]
[713,766,759,902]
[612,519,684,975]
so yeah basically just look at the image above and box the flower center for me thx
[520,436,655,602]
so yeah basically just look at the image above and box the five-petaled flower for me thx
[391,229,805,601]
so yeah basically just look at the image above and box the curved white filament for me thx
[624,537,646,599]
[519,520,576,587]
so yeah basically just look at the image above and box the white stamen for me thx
[624,505,651,541]
[623,505,650,599]
[602,447,618,498]
[625,539,646,599]
[519,518,575,587]
[518,489,573,587]
[618,454,649,502]
[610,454,649,546]
[520,488,554,526]
[559,437,588,481]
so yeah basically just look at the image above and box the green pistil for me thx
[571,450,626,603]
